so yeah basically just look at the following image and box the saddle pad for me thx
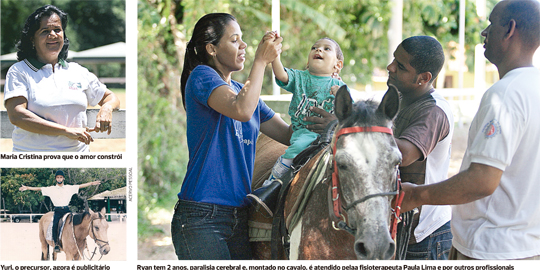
[46,213,71,242]
[285,147,332,231]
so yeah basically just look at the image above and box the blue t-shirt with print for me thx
[277,68,345,131]
[178,65,275,207]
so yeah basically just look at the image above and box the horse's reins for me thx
[330,126,405,239]
[88,214,110,260]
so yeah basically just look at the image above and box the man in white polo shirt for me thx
[401,0,540,260]
[19,170,100,252]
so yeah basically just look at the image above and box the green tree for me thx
[1,168,126,214]
[138,0,189,237]
[0,0,125,55]
[137,0,497,242]
[0,0,126,79]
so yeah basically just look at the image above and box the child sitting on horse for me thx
[247,35,347,216]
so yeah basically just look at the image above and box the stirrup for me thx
[246,180,283,217]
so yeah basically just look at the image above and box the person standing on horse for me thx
[401,0,540,260]
[19,170,101,253]
[247,36,347,217]
[173,13,290,260]
[386,36,453,260]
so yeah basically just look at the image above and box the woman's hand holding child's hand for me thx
[254,31,283,65]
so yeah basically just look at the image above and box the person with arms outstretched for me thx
[19,170,100,252]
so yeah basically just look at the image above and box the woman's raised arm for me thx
[208,32,283,122]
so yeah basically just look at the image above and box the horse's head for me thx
[333,85,401,260]
[89,208,111,255]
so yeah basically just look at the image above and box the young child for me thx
[248,35,346,216]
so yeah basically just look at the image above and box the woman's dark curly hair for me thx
[16,5,70,62]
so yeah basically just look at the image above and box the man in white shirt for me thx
[401,0,540,260]
[19,170,100,252]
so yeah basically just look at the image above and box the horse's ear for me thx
[101,207,106,215]
[377,84,400,120]
[89,208,95,215]
[334,85,353,121]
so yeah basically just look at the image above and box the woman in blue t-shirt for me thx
[172,13,291,260]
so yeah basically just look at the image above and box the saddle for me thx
[248,147,329,242]
[249,121,338,259]
[46,213,86,243]
[46,213,71,243]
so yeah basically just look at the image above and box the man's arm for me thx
[397,105,450,167]
[400,162,503,212]
[395,138,423,167]
[19,185,42,191]
[79,181,101,188]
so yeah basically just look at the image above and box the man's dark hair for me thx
[500,0,540,50]
[401,36,445,83]
[16,5,70,62]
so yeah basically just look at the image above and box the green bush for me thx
[138,0,189,237]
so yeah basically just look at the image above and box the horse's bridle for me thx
[330,126,404,238]
[69,213,110,261]
[89,216,110,250]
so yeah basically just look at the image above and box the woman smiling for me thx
[3,5,120,152]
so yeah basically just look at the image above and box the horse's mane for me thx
[339,99,388,128]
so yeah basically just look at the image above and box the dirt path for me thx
[0,221,127,261]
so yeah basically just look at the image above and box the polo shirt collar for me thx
[24,57,68,72]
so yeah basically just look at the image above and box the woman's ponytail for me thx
[180,13,236,109]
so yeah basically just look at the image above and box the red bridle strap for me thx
[331,125,402,239]
[335,126,393,139]
[331,126,393,220]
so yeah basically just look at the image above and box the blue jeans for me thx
[406,221,452,260]
[171,199,252,260]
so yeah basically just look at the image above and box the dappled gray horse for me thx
[252,86,402,259]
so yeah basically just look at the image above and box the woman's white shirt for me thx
[4,58,106,152]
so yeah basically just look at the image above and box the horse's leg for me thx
[297,183,356,259]
[40,244,49,260]
[73,240,84,261]
[72,251,79,261]
[39,225,49,260]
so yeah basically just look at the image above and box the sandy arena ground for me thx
[0,221,126,261]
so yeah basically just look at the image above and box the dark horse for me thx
[251,86,402,259]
